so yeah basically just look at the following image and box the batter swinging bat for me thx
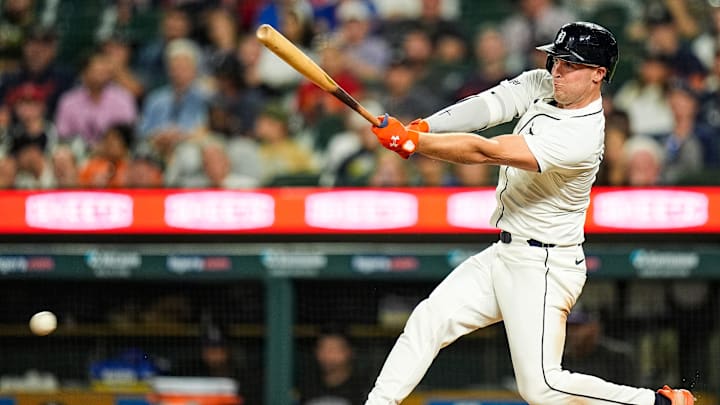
[255,24,381,127]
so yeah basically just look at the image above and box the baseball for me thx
[29,311,57,336]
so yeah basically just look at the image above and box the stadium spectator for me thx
[94,0,161,49]
[98,33,145,101]
[207,59,265,138]
[643,6,707,91]
[9,130,55,189]
[202,8,240,81]
[563,307,638,386]
[657,82,706,184]
[332,0,391,84]
[3,82,57,157]
[256,5,315,94]
[457,25,511,100]
[424,30,471,105]
[411,154,454,186]
[614,51,674,138]
[0,0,41,72]
[78,124,134,188]
[624,135,665,187]
[126,150,164,188]
[0,155,16,188]
[0,25,74,118]
[200,138,260,189]
[296,326,373,405]
[379,57,438,122]
[136,7,193,91]
[255,0,313,30]
[320,99,384,187]
[500,0,576,74]
[451,163,494,187]
[55,51,137,148]
[51,143,79,189]
[253,104,316,185]
[137,38,208,160]
[295,38,363,133]
[596,110,631,186]
[368,149,412,187]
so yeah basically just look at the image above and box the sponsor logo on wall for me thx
[260,249,327,277]
[166,256,232,274]
[351,255,419,274]
[85,250,141,278]
[0,256,55,275]
[630,249,699,278]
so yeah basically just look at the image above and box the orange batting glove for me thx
[372,114,420,159]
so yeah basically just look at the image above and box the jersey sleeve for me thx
[523,118,604,173]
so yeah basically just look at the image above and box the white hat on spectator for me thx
[165,38,201,65]
[337,0,371,22]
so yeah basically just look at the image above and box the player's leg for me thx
[494,243,657,405]
[365,244,503,405]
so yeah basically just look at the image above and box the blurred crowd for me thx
[1,0,720,190]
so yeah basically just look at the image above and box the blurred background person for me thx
[614,51,674,139]
[332,0,391,85]
[320,99,383,187]
[253,104,316,186]
[78,124,134,188]
[458,25,511,100]
[564,307,639,386]
[137,38,208,161]
[0,25,74,119]
[98,32,145,102]
[296,326,373,405]
[136,7,193,91]
[8,130,55,189]
[55,50,137,149]
[367,149,411,187]
[126,150,164,188]
[656,82,706,184]
[50,142,79,189]
[256,5,315,95]
[624,135,665,187]
[500,0,576,74]
[595,110,631,186]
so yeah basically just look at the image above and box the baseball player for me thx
[366,22,694,405]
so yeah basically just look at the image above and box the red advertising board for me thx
[0,187,718,234]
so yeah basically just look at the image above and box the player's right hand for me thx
[372,114,419,159]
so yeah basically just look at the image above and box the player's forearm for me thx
[417,132,539,171]
[416,132,496,164]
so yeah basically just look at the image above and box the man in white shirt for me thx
[367,22,694,405]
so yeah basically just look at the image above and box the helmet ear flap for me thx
[545,55,554,74]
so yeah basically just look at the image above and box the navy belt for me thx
[499,231,556,248]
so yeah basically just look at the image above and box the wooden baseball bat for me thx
[255,24,381,126]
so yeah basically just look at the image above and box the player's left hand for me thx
[372,114,419,159]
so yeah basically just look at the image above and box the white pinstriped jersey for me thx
[488,69,605,245]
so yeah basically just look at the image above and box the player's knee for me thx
[516,369,569,405]
[516,380,555,405]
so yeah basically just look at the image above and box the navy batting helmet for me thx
[536,22,619,83]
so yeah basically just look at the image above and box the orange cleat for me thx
[657,385,695,405]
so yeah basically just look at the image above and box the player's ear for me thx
[592,67,607,84]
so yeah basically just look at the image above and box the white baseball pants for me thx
[365,240,657,405]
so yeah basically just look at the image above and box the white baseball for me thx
[29,311,57,336]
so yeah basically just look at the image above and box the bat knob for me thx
[376,113,389,128]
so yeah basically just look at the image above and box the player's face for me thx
[550,57,605,109]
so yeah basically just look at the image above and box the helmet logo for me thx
[556,30,566,44]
